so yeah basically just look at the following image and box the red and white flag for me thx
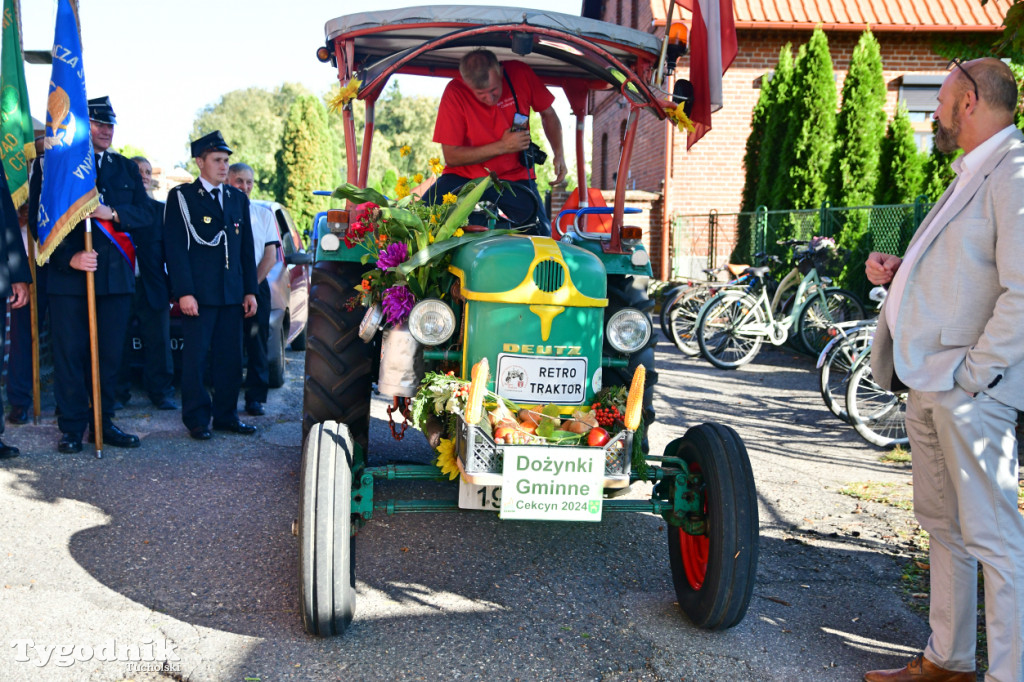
[676,0,737,148]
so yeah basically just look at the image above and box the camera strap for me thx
[503,70,535,179]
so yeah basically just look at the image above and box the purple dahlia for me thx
[377,241,408,270]
[382,285,416,327]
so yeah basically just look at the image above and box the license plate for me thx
[495,353,587,404]
[458,481,502,511]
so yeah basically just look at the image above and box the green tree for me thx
[828,30,886,292]
[190,83,310,199]
[325,82,441,194]
[875,106,925,205]
[754,44,795,211]
[277,95,340,238]
[116,143,148,160]
[773,29,837,223]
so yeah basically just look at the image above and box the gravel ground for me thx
[1,337,1012,681]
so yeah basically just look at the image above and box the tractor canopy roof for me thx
[323,5,670,116]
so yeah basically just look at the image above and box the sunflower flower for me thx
[328,78,362,113]
[664,102,695,133]
[434,438,460,480]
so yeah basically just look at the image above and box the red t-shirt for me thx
[433,60,555,182]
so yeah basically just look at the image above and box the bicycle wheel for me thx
[669,288,712,357]
[845,358,909,448]
[795,288,866,356]
[696,290,766,370]
[818,327,873,423]
[659,284,689,340]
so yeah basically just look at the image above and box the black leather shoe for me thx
[0,439,19,459]
[58,433,83,454]
[6,406,29,425]
[213,419,257,435]
[245,401,265,416]
[88,424,141,448]
[153,398,179,411]
[189,426,212,441]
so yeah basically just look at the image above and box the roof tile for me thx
[652,0,1009,30]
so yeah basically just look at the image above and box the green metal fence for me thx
[670,197,934,284]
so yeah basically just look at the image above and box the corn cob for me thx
[623,365,645,431]
[464,357,489,424]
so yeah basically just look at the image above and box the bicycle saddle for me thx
[745,266,771,278]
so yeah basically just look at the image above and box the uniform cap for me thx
[190,130,233,158]
[87,96,116,124]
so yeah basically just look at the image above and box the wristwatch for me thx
[111,208,119,223]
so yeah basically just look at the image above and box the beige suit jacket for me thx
[871,128,1024,411]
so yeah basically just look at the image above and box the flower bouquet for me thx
[331,172,513,328]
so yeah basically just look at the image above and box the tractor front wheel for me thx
[665,423,758,630]
[299,421,357,637]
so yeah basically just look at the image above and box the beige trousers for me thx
[907,388,1023,682]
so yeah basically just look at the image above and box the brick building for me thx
[581,0,1008,279]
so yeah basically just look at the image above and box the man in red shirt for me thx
[428,49,566,234]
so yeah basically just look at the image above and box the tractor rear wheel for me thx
[302,261,375,451]
[299,421,357,637]
[666,423,758,630]
[603,274,657,451]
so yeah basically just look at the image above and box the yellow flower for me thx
[395,183,411,199]
[429,156,445,175]
[664,102,695,134]
[429,214,438,225]
[434,438,460,481]
[397,176,408,185]
[442,192,457,205]
[428,233,436,243]
[400,145,412,157]
[328,78,362,113]
[454,228,464,238]
[413,173,424,184]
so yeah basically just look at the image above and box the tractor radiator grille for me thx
[532,259,564,292]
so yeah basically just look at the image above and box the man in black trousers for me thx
[164,131,257,440]
[0,162,31,459]
[31,96,154,453]
[114,156,176,411]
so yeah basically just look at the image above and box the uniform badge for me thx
[203,216,212,224]
[234,220,240,234]
[198,189,205,196]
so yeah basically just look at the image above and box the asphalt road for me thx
[0,340,942,681]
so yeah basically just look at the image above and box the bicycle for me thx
[816,287,888,423]
[694,237,865,370]
[845,352,909,448]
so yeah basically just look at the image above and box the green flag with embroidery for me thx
[0,0,34,208]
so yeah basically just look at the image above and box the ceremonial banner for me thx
[36,0,97,266]
[0,0,34,207]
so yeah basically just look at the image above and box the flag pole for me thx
[27,235,39,424]
[85,219,102,458]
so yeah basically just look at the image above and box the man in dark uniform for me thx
[0,162,32,459]
[164,131,258,440]
[31,96,154,453]
[114,156,176,411]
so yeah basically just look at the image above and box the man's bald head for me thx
[957,58,1018,117]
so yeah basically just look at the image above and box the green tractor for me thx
[300,6,758,637]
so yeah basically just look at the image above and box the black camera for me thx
[521,141,547,169]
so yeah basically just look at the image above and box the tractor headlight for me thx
[408,299,456,346]
[606,308,652,353]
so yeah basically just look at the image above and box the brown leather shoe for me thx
[864,654,975,682]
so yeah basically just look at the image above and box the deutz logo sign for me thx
[502,343,582,356]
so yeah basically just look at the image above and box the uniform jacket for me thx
[164,179,256,306]
[872,128,1024,410]
[134,195,170,310]
[30,150,155,297]
[0,162,30,298]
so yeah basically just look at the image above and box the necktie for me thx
[95,152,102,169]
[211,187,220,208]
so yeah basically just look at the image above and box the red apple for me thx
[587,427,610,447]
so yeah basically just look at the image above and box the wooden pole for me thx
[85,219,102,458]
[26,236,40,423]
